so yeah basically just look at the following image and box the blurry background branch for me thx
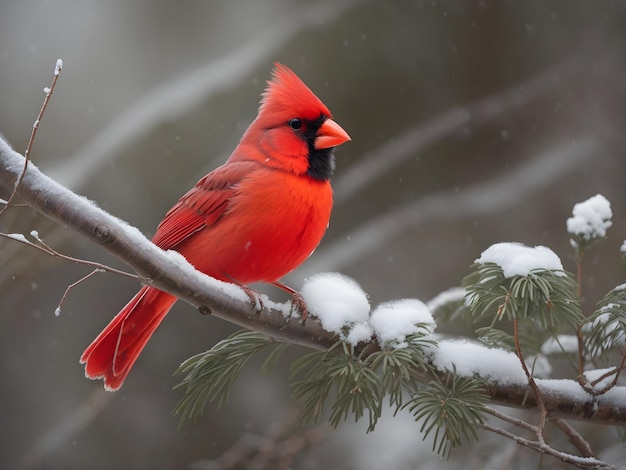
[332,55,583,204]
[46,0,371,190]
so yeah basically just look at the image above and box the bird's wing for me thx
[151,160,258,250]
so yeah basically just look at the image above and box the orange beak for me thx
[314,118,351,150]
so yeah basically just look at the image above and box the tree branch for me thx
[481,423,614,469]
[0,136,335,352]
[1,135,626,427]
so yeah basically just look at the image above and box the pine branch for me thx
[2,135,626,428]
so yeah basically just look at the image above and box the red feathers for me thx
[80,64,350,390]
[257,63,332,124]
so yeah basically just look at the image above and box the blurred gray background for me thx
[1,1,626,468]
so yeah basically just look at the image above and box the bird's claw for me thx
[288,291,308,324]
[240,285,264,314]
[269,280,309,326]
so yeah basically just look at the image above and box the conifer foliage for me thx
[174,194,626,468]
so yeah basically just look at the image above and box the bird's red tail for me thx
[80,286,177,391]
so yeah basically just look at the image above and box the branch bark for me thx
[1,136,625,426]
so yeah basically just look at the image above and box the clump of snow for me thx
[566,194,612,241]
[258,296,291,317]
[54,58,63,75]
[541,335,579,355]
[301,276,439,347]
[5,233,29,243]
[346,322,374,345]
[621,240,626,253]
[430,339,527,385]
[301,273,370,336]
[370,299,436,348]
[476,242,563,278]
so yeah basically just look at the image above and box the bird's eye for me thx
[289,118,303,130]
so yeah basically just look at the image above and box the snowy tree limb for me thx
[0,136,334,352]
[1,135,626,427]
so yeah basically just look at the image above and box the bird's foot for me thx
[288,290,309,324]
[271,280,308,324]
[223,273,265,314]
[241,285,265,314]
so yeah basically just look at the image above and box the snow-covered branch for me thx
[1,135,626,427]
[0,136,334,352]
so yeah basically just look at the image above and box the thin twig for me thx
[0,231,141,282]
[482,422,615,469]
[507,317,600,465]
[582,355,626,396]
[572,248,625,398]
[55,268,105,316]
[551,418,595,458]
[0,59,62,218]
[590,366,624,388]
[576,250,586,381]
[484,406,537,434]
[513,317,549,435]
[0,198,28,208]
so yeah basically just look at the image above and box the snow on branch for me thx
[0,136,333,351]
[1,135,626,427]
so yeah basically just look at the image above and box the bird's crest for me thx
[258,63,332,123]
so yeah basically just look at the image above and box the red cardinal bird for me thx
[80,64,350,391]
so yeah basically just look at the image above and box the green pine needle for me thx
[585,285,626,359]
[406,374,489,459]
[369,332,437,409]
[475,326,515,352]
[291,333,437,432]
[290,342,384,431]
[465,263,582,330]
[173,330,286,422]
